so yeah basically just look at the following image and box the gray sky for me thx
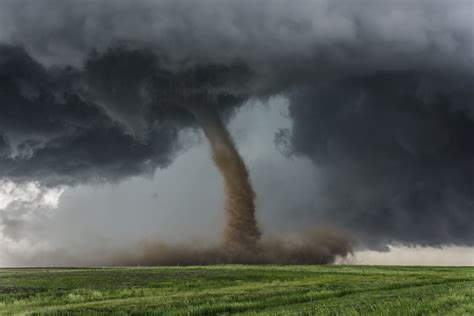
[0,0,473,265]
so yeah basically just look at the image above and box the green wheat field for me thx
[0,265,473,315]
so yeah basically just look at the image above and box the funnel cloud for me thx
[192,105,260,248]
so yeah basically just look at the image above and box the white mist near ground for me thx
[340,245,474,266]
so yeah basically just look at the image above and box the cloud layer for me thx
[281,74,474,247]
[0,0,473,249]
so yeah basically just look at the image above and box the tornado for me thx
[190,105,261,249]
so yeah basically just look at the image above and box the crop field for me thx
[0,265,472,315]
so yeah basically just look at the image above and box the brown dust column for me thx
[191,105,261,249]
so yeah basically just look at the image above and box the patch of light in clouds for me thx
[0,180,63,266]
[0,180,64,211]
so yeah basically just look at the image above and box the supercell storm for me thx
[0,0,473,264]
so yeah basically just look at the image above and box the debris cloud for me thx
[117,231,353,265]
[4,230,353,266]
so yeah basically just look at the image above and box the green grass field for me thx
[0,265,472,315]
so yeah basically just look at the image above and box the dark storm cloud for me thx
[1,0,472,74]
[0,45,181,185]
[280,73,474,247]
[0,0,473,247]
[0,44,249,185]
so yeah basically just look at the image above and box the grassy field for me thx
[0,265,472,315]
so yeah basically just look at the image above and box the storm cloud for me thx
[0,44,250,185]
[0,0,473,250]
[280,74,474,247]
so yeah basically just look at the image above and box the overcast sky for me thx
[0,0,473,266]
